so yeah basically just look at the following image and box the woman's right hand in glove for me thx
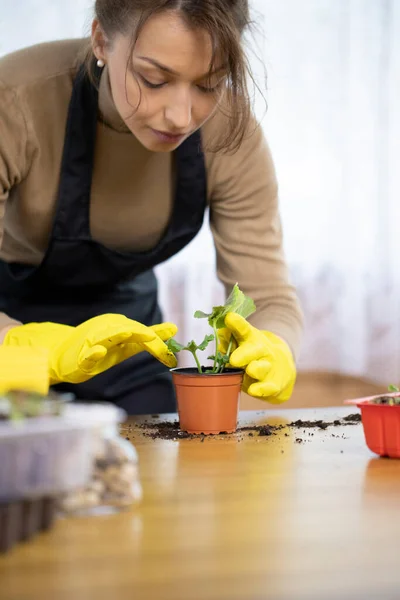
[3,314,178,385]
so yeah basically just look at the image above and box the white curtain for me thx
[1,1,399,381]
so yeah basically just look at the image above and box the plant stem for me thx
[225,336,234,362]
[192,350,203,374]
[212,323,219,373]
[217,335,234,373]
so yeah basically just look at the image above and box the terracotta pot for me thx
[170,368,244,435]
[345,392,400,458]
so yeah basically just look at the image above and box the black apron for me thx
[0,64,207,414]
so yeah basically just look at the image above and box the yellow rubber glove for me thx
[4,315,177,385]
[219,313,296,403]
[0,346,50,395]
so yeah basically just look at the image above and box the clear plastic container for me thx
[62,402,129,457]
[63,402,126,435]
[60,403,142,514]
[0,417,96,502]
[0,401,136,552]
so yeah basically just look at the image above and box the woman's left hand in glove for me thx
[218,313,296,404]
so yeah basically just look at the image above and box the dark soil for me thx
[137,421,181,440]
[342,413,362,422]
[132,413,361,441]
[257,425,275,437]
[288,414,361,428]
[134,421,278,440]
[238,424,283,436]
[289,419,329,430]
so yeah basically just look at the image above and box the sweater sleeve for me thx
[0,78,30,333]
[207,119,303,360]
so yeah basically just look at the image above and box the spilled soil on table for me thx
[125,413,361,442]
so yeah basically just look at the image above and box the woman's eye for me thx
[197,85,218,93]
[197,80,225,94]
[139,75,166,89]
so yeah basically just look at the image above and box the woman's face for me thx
[93,11,226,152]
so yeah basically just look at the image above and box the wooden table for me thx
[1,408,400,600]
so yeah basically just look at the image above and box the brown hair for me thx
[84,0,258,152]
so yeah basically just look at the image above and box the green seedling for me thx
[384,384,400,405]
[166,283,256,374]
[371,384,400,406]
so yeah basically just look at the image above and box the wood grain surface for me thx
[1,408,399,600]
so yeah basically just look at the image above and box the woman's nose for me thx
[164,88,192,132]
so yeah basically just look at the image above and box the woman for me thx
[0,0,302,414]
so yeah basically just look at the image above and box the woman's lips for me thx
[150,128,188,144]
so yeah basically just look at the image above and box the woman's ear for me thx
[91,19,108,64]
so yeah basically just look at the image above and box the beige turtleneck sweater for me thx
[0,39,303,357]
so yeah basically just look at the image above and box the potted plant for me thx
[166,284,255,435]
[345,384,400,458]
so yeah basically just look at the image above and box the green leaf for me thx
[197,334,214,351]
[165,338,185,353]
[193,284,256,330]
[184,340,197,353]
[388,384,399,392]
[212,283,256,329]
[194,310,211,319]
[208,350,227,362]
[207,351,229,367]
[223,283,256,317]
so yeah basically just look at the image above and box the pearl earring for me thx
[97,59,105,68]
